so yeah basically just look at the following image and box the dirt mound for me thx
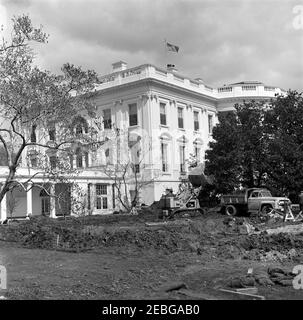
[240,232,303,252]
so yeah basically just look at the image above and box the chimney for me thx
[167,64,178,73]
[112,61,127,72]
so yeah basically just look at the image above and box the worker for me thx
[299,191,303,213]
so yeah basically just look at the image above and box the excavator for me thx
[159,164,211,219]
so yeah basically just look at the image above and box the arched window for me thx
[76,124,83,135]
[72,116,88,135]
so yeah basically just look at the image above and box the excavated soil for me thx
[1,211,303,299]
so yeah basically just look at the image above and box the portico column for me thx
[50,183,56,218]
[0,193,7,222]
[26,182,33,217]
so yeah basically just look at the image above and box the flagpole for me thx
[164,38,167,69]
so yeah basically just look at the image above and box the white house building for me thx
[0,61,286,221]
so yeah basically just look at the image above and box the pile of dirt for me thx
[2,214,303,260]
[0,217,102,251]
[0,217,204,253]
[240,232,303,252]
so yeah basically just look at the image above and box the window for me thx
[251,191,259,198]
[103,109,112,129]
[179,145,185,173]
[177,107,184,129]
[73,116,88,135]
[160,102,167,125]
[194,111,199,131]
[49,156,56,169]
[76,148,83,168]
[96,184,108,209]
[30,125,37,143]
[161,142,168,172]
[208,114,214,134]
[40,189,50,216]
[31,156,37,168]
[129,103,138,126]
[76,124,83,135]
[96,184,107,195]
[49,128,56,141]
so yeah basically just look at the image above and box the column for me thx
[26,182,33,217]
[50,183,56,218]
[87,153,92,167]
[0,193,7,222]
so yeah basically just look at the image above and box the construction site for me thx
[0,166,303,301]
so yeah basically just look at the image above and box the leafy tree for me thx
[204,111,242,194]
[0,15,100,203]
[205,91,303,200]
[235,101,268,188]
[264,91,303,198]
[205,100,269,194]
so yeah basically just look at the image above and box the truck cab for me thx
[247,188,290,215]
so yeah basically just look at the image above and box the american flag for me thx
[166,42,179,53]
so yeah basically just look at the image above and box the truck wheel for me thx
[225,205,237,216]
[261,204,273,215]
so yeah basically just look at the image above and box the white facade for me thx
[0,62,286,220]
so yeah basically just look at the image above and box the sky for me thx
[0,0,302,90]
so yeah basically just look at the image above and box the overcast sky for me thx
[0,0,302,90]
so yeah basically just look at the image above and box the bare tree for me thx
[0,15,103,203]
[7,190,19,219]
[104,128,156,214]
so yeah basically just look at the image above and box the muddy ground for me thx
[1,211,303,300]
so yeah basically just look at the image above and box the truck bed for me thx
[221,194,246,204]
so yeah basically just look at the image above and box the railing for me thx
[264,86,275,91]
[121,67,142,78]
[218,87,233,92]
[242,85,256,91]
[97,64,283,99]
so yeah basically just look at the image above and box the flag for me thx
[166,42,179,53]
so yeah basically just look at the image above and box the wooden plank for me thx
[219,288,265,300]
[235,287,258,295]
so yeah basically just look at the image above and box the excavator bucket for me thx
[188,164,213,188]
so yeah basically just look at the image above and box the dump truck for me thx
[220,188,291,216]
